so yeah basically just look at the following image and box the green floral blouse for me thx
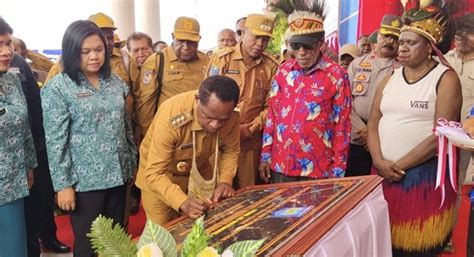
[0,72,37,205]
[41,72,137,192]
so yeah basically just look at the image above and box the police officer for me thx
[206,14,279,189]
[346,14,402,176]
[137,16,209,136]
[135,76,240,225]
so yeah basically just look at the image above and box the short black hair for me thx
[61,20,110,85]
[152,40,167,48]
[14,37,27,51]
[126,31,153,51]
[0,17,13,35]
[198,76,240,106]
[235,17,247,25]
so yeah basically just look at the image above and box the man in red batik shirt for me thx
[259,1,351,183]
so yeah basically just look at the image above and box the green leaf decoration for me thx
[87,215,137,257]
[181,216,210,257]
[137,219,177,257]
[225,239,266,257]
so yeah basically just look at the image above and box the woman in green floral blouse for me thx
[0,18,36,257]
[41,20,137,257]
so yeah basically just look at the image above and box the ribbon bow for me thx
[434,118,459,209]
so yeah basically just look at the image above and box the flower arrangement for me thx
[87,215,265,257]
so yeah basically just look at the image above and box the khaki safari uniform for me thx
[136,47,209,134]
[26,50,53,72]
[348,51,398,144]
[135,91,240,225]
[206,44,278,188]
[445,49,474,185]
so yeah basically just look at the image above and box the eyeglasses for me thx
[236,30,242,36]
[289,42,316,51]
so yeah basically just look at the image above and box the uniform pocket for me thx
[169,147,193,175]
[352,72,371,96]
[163,72,184,82]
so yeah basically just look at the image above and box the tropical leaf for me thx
[137,219,177,257]
[181,216,210,257]
[225,239,266,257]
[87,215,137,257]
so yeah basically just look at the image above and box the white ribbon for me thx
[434,118,459,209]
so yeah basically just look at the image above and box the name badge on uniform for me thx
[75,92,92,98]
[0,108,5,116]
[227,70,240,75]
[180,143,193,150]
[8,67,20,74]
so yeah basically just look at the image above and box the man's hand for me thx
[374,159,405,182]
[27,168,34,189]
[57,187,76,211]
[179,198,209,219]
[355,128,368,147]
[212,182,235,203]
[239,123,253,141]
[259,162,271,183]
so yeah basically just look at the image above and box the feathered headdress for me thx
[271,0,326,37]
[401,0,453,67]
[400,0,448,44]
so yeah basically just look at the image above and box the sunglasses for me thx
[289,42,316,51]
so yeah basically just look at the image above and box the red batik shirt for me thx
[260,56,351,178]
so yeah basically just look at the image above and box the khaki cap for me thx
[245,14,275,38]
[174,16,201,42]
[379,14,402,37]
[88,12,117,30]
[339,44,362,58]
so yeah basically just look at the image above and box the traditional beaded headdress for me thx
[400,0,448,44]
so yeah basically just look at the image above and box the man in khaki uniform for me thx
[206,14,279,189]
[137,16,209,136]
[346,14,401,176]
[12,37,53,84]
[135,76,240,224]
[445,13,474,185]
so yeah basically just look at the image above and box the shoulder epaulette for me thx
[216,47,235,57]
[169,111,193,129]
[262,51,279,65]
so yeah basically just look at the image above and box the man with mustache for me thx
[345,14,402,177]
[137,16,209,136]
[206,14,279,189]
